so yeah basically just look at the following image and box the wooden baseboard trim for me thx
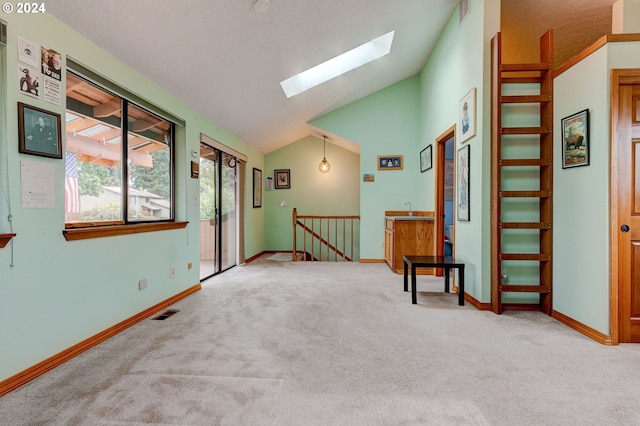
[359,259,385,263]
[0,283,202,397]
[245,251,269,263]
[464,293,492,310]
[551,310,613,345]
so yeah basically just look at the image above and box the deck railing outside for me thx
[292,208,360,261]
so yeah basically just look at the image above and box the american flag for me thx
[65,152,80,213]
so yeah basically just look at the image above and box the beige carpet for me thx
[267,252,302,261]
[1,257,640,425]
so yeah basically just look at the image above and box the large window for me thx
[64,72,174,225]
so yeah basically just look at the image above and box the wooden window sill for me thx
[62,222,188,241]
[0,234,16,248]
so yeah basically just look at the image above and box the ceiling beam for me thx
[93,99,121,118]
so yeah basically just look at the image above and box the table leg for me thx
[403,260,408,292]
[444,267,450,293]
[411,265,417,304]
[458,265,465,306]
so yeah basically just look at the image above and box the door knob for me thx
[621,224,630,233]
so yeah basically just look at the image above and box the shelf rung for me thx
[500,95,551,104]
[501,127,550,135]
[499,159,551,167]
[499,253,551,261]
[501,304,548,312]
[501,76,542,84]
[500,222,552,229]
[500,190,550,198]
[500,285,551,293]
[501,63,550,72]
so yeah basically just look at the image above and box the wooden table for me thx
[403,255,465,306]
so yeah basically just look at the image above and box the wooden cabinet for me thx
[384,215,435,274]
[384,221,394,266]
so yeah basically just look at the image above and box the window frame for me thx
[63,70,182,239]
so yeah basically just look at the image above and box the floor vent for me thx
[153,309,179,320]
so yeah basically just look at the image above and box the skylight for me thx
[280,31,395,98]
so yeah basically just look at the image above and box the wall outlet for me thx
[170,265,176,278]
[380,241,384,248]
[188,262,193,270]
[138,279,148,290]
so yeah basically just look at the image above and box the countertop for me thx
[385,216,435,221]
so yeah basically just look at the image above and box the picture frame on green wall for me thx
[561,109,589,169]
[253,168,262,208]
[18,102,62,159]
[274,169,290,189]
[377,155,403,170]
[420,145,432,172]
[459,87,476,143]
[457,144,470,221]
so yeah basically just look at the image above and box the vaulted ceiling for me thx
[46,0,617,155]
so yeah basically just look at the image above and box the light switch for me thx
[279,200,287,207]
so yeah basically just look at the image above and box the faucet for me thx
[405,201,413,216]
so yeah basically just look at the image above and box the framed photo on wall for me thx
[420,145,432,172]
[377,155,403,170]
[253,167,262,208]
[274,169,290,189]
[18,102,62,159]
[457,144,470,221]
[459,87,476,143]
[561,109,589,169]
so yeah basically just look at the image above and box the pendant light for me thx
[319,135,331,173]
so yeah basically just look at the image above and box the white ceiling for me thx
[46,0,459,154]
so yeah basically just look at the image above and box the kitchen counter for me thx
[385,216,435,221]
[384,212,435,274]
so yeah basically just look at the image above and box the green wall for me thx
[311,0,500,300]
[264,135,360,259]
[553,40,640,335]
[417,0,499,301]
[0,13,264,382]
[310,76,420,260]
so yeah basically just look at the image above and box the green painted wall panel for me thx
[0,13,264,381]
[264,136,360,259]
[310,77,420,260]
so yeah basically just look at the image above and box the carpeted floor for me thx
[1,256,640,425]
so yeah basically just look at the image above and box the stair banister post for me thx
[292,208,297,261]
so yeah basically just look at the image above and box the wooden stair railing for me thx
[292,208,360,261]
[490,30,554,315]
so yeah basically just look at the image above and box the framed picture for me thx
[420,145,432,172]
[456,144,470,221]
[253,167,262,208]
[561,109,589,169]
[459,87,476,143]
[18,102,62,159]
[274,169,290,189]
[377,155,403,170]
[18,65,39,98]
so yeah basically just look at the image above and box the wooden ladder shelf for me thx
[490,30,554,315]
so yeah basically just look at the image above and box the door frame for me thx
[435,125,456,276]
[610,68,640,344]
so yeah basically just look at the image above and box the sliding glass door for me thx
[199,143,237,280]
